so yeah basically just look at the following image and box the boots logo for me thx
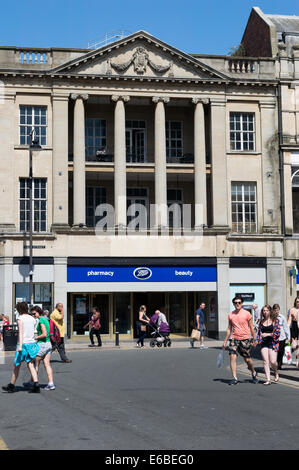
[133,267,152,280]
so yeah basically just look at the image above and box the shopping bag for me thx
[282,344,292,365]
[217,350,225,368]
[191,329,201,341]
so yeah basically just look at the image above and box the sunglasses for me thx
[233,301,242,305]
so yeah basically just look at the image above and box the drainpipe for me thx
[277,83,286,236]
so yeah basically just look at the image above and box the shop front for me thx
[67,263,218,339]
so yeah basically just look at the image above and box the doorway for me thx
[70,293,111,337]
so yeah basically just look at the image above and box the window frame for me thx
[19,105,47,146]
[86,186,107,228]
[85,118,107,157]
[19,178,47,233]
[166,121,184,159]
[231,182,257,234]
[229,112,255,152]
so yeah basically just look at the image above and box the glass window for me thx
[14,282,53,316]
[19,178,47,232]
[166,121,183,160]
[230,113,255,151]
[167,188,183,228]
[231,182,257,233]
[115,293,131,334]
[19,106,47,146]
[85,119,107,157]
[169,292,185,333]
[86,186,107,227]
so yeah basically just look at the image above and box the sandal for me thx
[263,381,271,386]
[274,374,279,383]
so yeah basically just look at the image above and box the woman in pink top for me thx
[222,296,258,385]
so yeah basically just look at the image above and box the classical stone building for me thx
[0,29,283,339]
[242,7,299,315]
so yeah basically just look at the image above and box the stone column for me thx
[52,94,69,229]
[210,98,229,229]
[112,95,130,230]
[260,100,279,233]
[71,94,88,227]
[217,257,230,340]
[284,154,293,235]
[192,97,208,228]
[153,96,169,228]
[0,93,15,231]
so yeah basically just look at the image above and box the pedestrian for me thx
[50,303,72,363]
[288,297,299,368]
[252,303,261,330]
[136,305,150,348]
[257,305,280,385]
[84,307,102,347]
[190,302,207,349]
[32,306,55,390]
[43,310,50,320]
[222,296,258,385]
[0,314,3,342]
[2,302,40,393]
[273,304,290,370]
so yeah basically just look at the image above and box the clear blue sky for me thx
[1,0,299,55]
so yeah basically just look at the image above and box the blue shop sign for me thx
[67,266,217,283]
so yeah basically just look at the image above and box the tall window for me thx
[167,188,183,227]
[230,113,255,151]
[86,187,107,227]
[19,178,47,232]
[127,188,148,228]
[20,106,47,146]
[231,182,257,233]
[85,119,107,157]
[166,121,183,159]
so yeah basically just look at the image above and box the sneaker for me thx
[44,383,56,391]
[229,378,238,385]
[252,372,259,384]
[88,344,95,347]
[2,383,15,393]
[189,340,194,348]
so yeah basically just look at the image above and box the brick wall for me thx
[241,9,273,57]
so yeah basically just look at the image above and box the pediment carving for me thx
[52,32,228,81]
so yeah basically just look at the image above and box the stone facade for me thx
[0,30,286,339]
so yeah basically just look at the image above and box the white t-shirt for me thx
[18,314,36,344]
[157,312,168,326]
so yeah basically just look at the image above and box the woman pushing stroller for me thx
[149,310,171,347]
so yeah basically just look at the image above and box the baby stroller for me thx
[149,313,171,348]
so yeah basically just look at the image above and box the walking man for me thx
[222,296,258,385]
[50,303,72,363]
[190,302,207,349]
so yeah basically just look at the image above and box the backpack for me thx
[49,320,61,347]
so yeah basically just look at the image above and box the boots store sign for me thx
[67,266,217,283]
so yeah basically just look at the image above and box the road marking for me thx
[0,437,8,450]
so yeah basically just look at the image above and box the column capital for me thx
[70,93,89,101]
[192,97,209,105]
[152,96,170,104]
[111,95,130,103]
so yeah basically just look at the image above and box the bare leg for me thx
[230,354,237,379]
[43,354,54,384]
[261,347,271,382]
[35,356,41,377]
[269,350,278,380]
[10,364,21,385]
[244,357,255,374]
[27,361,38,383]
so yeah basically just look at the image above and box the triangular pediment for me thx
[52,31,228,81]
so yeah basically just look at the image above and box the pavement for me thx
[1,336,299,383]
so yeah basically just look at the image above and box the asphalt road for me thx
[0,347,298,450]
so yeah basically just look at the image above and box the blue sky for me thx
[1,0,299,55]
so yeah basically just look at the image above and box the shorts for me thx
[14,343,40,367]
[229,338,252,358]
[199,324,206,337]
[36,342,53,357]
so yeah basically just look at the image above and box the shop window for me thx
[14,283,53,315]
[169,292,185,333]
[115,293,131,334]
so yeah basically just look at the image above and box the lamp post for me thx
[28,129,41,307]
